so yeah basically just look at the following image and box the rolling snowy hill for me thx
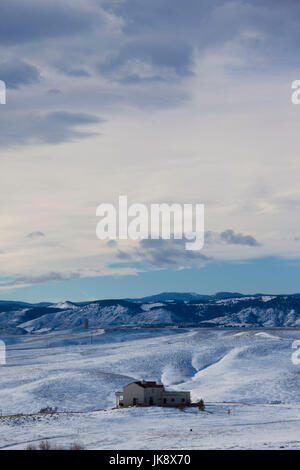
[0,327,300,449]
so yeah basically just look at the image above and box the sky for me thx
[1,0,300,302]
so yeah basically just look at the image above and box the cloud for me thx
[0,271,80,289]
[48,89,62,95]
[107,0,220,37]
[0,111,103,146]
[63,68,90,77]
[116,250,132,261]
[4,0,296,147]
[0,60,40,89]
[106,240,118,248]
[35,111,102,144]
[220,229,261,247]
[115,238,212,268]
[0,0,97,45]
[103,0,300,84]
[97,39,194,83]
[0,0,298,294]
[113,228,260,270]
[205,230,261,247]
[55,62,90,78]
[26,232,45,239]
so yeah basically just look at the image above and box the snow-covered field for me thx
[0,327,300,449]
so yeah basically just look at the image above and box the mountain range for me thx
[0,292,300,334]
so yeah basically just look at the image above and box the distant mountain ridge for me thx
[127,291,274,302]
[0,292,300,333]
[126,292,211,302]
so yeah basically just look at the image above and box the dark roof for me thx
[134,381,164,389]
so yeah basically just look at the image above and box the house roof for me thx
[134,381,164,389]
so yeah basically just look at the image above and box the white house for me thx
[115,380,191,408]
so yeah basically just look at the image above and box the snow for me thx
[141,303,165,311]
[2,295,300,333]
[214,296,256,305]
[261,296,276,302]
[204,307,300,328]
[50,302,78,310]
[255,332,279,339]
[1,404,300,450]
[0,327,300,449]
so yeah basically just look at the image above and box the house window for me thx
[163,398,167,404]
[149,397,153,405]
[181,398,185,402]
[133,398,137,405]
[171,398,175,402]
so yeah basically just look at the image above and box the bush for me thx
[69,442,85,450]
[26,444,36,451]
[178,404,185,412]
[39,406,58,414]
[39,440,51,450]
[198,399,205,411]
[26,441,85,450]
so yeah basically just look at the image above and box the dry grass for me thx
[68,442,85,450]
[26,444,36,451]
[26,440,84,450]
[39,440,52,450]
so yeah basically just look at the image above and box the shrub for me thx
[39,406,58,414]
[198,399,205,411]
[178,404,185,412]
[39,440,51,450]
[26,444,36,450]
[69,442,85,450]
[26,440,84,450]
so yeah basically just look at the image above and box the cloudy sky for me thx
[1,0,300,302]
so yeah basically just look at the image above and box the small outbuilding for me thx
[115,380,191,408]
